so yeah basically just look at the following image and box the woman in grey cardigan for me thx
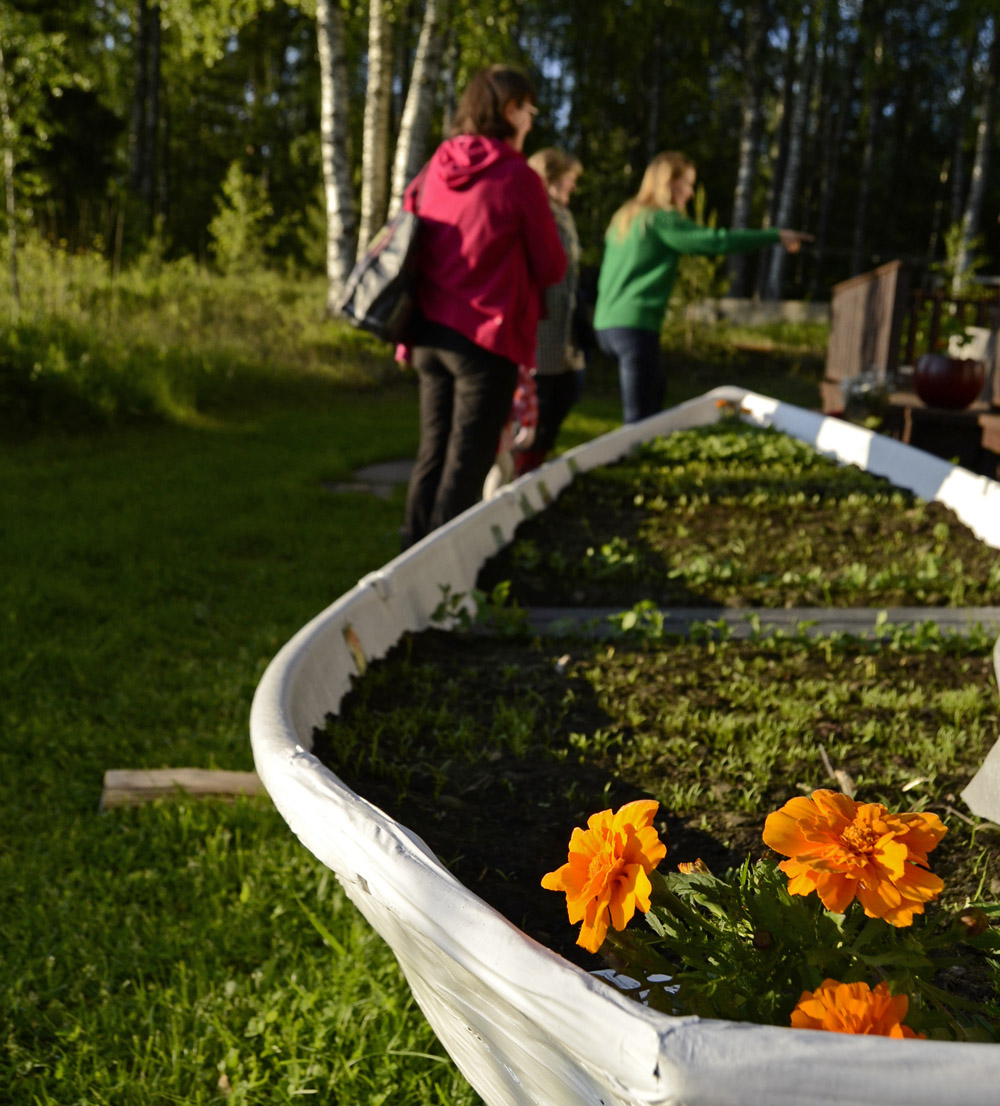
[514,148,584,474]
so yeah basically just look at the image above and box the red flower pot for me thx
[913,352,985,410]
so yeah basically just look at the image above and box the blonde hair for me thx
[608,151,696,240]
[527,148,582,188]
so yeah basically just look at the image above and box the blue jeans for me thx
[596,327,663,424]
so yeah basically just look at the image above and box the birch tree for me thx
[807,0,850,296]
[356,0,393,255]
[316,0,357,310]
[948,35,978,230]
[849,0,886,275]
[388,0,447,216]
[954,16,999,290]
[762,3,816,299]
[728,0,768,297]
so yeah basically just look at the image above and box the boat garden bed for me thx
[256,392,1000,1102]
[313,420,1000,1035]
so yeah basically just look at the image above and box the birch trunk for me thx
[388,0,447,217]
[807,0,848,297]
[357,0,393,256]
[0,34,19,309]
[728,0,767,297]
[316,0,357,312]
[954,17,999,291]
[948,36,977,229]
[753,14,798,300]
[849,1,885,276]
[762,5,816,300]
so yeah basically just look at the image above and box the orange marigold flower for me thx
[762,789,946,927]
[541,800,667,953]
[791,978,925,1039]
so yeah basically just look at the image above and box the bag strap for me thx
[407,162,430,215]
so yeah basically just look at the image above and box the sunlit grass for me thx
[0,235,401,433]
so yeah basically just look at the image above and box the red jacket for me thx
[401,135,566,367]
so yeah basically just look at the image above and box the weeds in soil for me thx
[479,421,1000,609]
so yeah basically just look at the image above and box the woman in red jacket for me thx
[399,65,567,549]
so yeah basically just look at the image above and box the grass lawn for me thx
[1,374,501,1104]
[0,295,826,1103]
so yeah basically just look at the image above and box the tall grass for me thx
[0,383,477,1103]
[0,234,398,433]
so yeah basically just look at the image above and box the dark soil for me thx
[314,631,1000,976]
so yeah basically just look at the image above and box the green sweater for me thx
[593,208,780,332]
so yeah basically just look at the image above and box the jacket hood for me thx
[433,134,520,188]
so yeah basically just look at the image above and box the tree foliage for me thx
[1,0,998,297]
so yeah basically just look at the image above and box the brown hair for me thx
[527,148,582,187]
[450,65,537,141]
[608,150,696,239]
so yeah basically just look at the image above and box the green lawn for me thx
[0,294,824,1103]
[1,377,502,1104]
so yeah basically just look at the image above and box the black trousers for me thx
[534,371,580,455]
[402,320,518,549]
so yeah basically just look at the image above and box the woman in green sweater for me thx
[594,150,810,423]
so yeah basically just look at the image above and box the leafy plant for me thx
[208,161,279,274]
[606,858,1000,1040]
[543,795,1000,1041]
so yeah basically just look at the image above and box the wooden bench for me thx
[821,260,909,415]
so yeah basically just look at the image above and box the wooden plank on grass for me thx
[100,768,265,811]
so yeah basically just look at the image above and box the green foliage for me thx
[903,222,1000,354]
[3,0,1000,289]
[0,5,75,214]
[209,161,279,273]
[160,0,280,63]
[430,581,530,637]
[486,421,1000,609]
[607,859,1000,1041]
[666,186,731,348]
[931,223,992,299]
[305,611,1000,1034]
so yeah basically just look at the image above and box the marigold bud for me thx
[752,928,773,950]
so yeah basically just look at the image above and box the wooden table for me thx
[885,392,1000,478]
